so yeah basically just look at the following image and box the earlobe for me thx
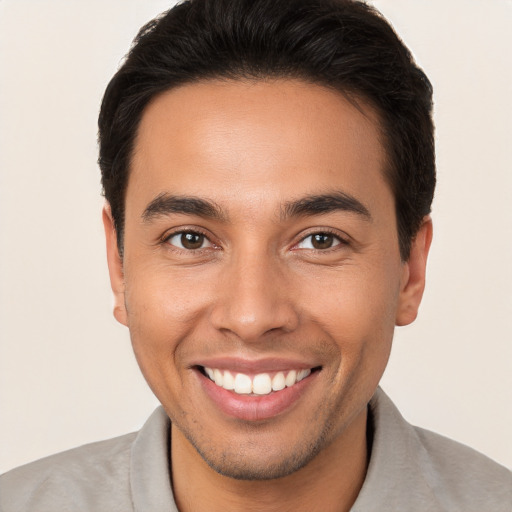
[395,216,433,326]
[102,204,128,327]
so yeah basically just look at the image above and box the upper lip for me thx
[192,357,320,374]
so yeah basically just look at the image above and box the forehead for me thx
[129,79,391,218]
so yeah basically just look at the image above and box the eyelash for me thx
[162,229,216,252]
[162,228,349,253]
[293,229,349,252]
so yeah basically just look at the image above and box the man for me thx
[1,0,510,510]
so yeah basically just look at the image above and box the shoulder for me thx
[412,425,512,508]
[0,406,173,512]
[0,432,136,512]
[355,388,512,512]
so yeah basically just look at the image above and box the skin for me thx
[104,79,432,511]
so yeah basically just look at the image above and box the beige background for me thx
[0,0,511,473]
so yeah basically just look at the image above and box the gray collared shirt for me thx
[1,388,510,511]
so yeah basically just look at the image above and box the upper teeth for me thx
[204,367,312,395]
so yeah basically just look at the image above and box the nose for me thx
[210,251,299,342]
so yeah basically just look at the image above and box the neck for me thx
[170,407,369,512]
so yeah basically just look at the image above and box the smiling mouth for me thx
[199,366,321,396]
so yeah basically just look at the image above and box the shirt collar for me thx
[130,406,177,512]
[351,387,442,511]
[128,388,442,512]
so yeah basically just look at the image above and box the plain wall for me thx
[0,0,511,473]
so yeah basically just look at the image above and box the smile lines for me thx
[203,367,312,395]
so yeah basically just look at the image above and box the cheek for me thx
[121,266,208,385]
[295,264,400,385]
[124,261,215,333]
[301,266,399,334]
[122,261,226,383]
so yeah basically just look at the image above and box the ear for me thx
[395,216,433,326]
[102,203,128,326]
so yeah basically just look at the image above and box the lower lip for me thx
[197,370,318,421]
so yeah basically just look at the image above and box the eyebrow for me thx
[281,192,372,221]
[141,191,371,224]
[142,193,227,222]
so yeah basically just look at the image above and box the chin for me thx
[180,419,334,481]
[198,444,324,481]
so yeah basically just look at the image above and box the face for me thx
[104,79,430,480]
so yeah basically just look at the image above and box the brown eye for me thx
[167,231,212,250]
[181,233,204,249]
[296,232,343,250]
[311,233,334,249]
